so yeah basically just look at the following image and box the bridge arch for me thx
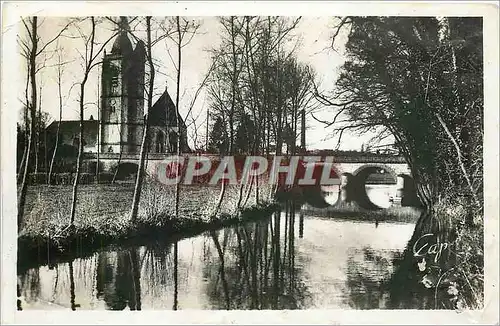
[299,164,400,209]
[300,161,343,208]
[349,164,398,209]
[352,164,398,181]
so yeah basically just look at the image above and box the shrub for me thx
[29,173,47,184]
[78,172,94,184]
[56,172,73,185]
[98,172,114,183]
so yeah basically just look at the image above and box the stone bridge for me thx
[83,152,420,209]
[305,155,420,209]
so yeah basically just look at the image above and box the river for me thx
[17,198,422,310]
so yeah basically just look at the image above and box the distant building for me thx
[45,118,98,154]
[45,16,189,167]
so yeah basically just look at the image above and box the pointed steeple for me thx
[133,39,146,58]
[111,16,132,55]
[118,16,130,32]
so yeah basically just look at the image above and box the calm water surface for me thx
[18,202,417,310]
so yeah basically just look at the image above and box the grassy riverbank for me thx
[387,200,484,310]
[300,202,422,223]
[17,180,277,272]
[421,201,484,310]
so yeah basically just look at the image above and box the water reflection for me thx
[95,249,141,310]
[344,247,397,309]
[18,202,419,310]
[173,242,178,310]
[203,204,310,309]
[323,185,397,208]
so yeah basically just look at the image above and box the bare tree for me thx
[174,16,184,219]
[17,53,31,181]
[17,17,38,228]
[47,44,68,184]
[34,84,41,175]
[17,17,72,227]
[205,16,307,204]
[111,124,124,184]
[165,17,201,218]
[130,16,155,223]
[124,16,184,222]
[69,17,118,226]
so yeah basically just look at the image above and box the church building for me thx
[45,16,190,162]
[99,16,190,154]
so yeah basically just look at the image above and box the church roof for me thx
[148,89,186,128]
[111,33,133,55]
[45,120,98,148]
[111,17,132,55]
[46,119,98,133]
[134,40,146,56]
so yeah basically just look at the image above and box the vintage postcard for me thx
[1,1,499,324]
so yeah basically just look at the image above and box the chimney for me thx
[300,109,306,153]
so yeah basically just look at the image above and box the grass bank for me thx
[300,202,422,223]
[17,179,278,272]
[387,199,484,310]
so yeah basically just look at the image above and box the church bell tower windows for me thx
[111,76,119,95]
[109,99,116,114]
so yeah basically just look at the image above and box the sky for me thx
[15,15,387,151]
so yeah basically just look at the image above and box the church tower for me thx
[100,16,146,154]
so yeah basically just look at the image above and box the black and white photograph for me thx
[1,1,498,324]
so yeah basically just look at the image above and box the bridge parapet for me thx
[83,152,173,160]
[84,152,407,164]
[327,155,406,164]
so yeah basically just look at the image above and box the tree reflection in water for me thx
[69,261,78,310]
[344,247,397,309]
[204,201,310,310]
[17,266,40,307]
[173,242,178,311]
[96,248,142,310]
[344,246,436,310]
[18,200,427,310]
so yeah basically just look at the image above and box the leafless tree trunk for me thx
[70,70,88,224]
[17,17,73,226]
[212,158,229,218]
[174,16,182,219]
[70,18,117,225]
[18,144,27,181]
[227,17,240,154]
[48,46,66,185]
[164,17,201,218]
[17,17,38,229]
[212,177,227,219]
[34,85,42,176]
[111,126,124,184]
[236,179,246,210]
[111,151,123,184]
[17,56,31,182]
[96,66,101,183]
[205,107,209,151]
[130,16,154,223]
[242,176,254,208]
